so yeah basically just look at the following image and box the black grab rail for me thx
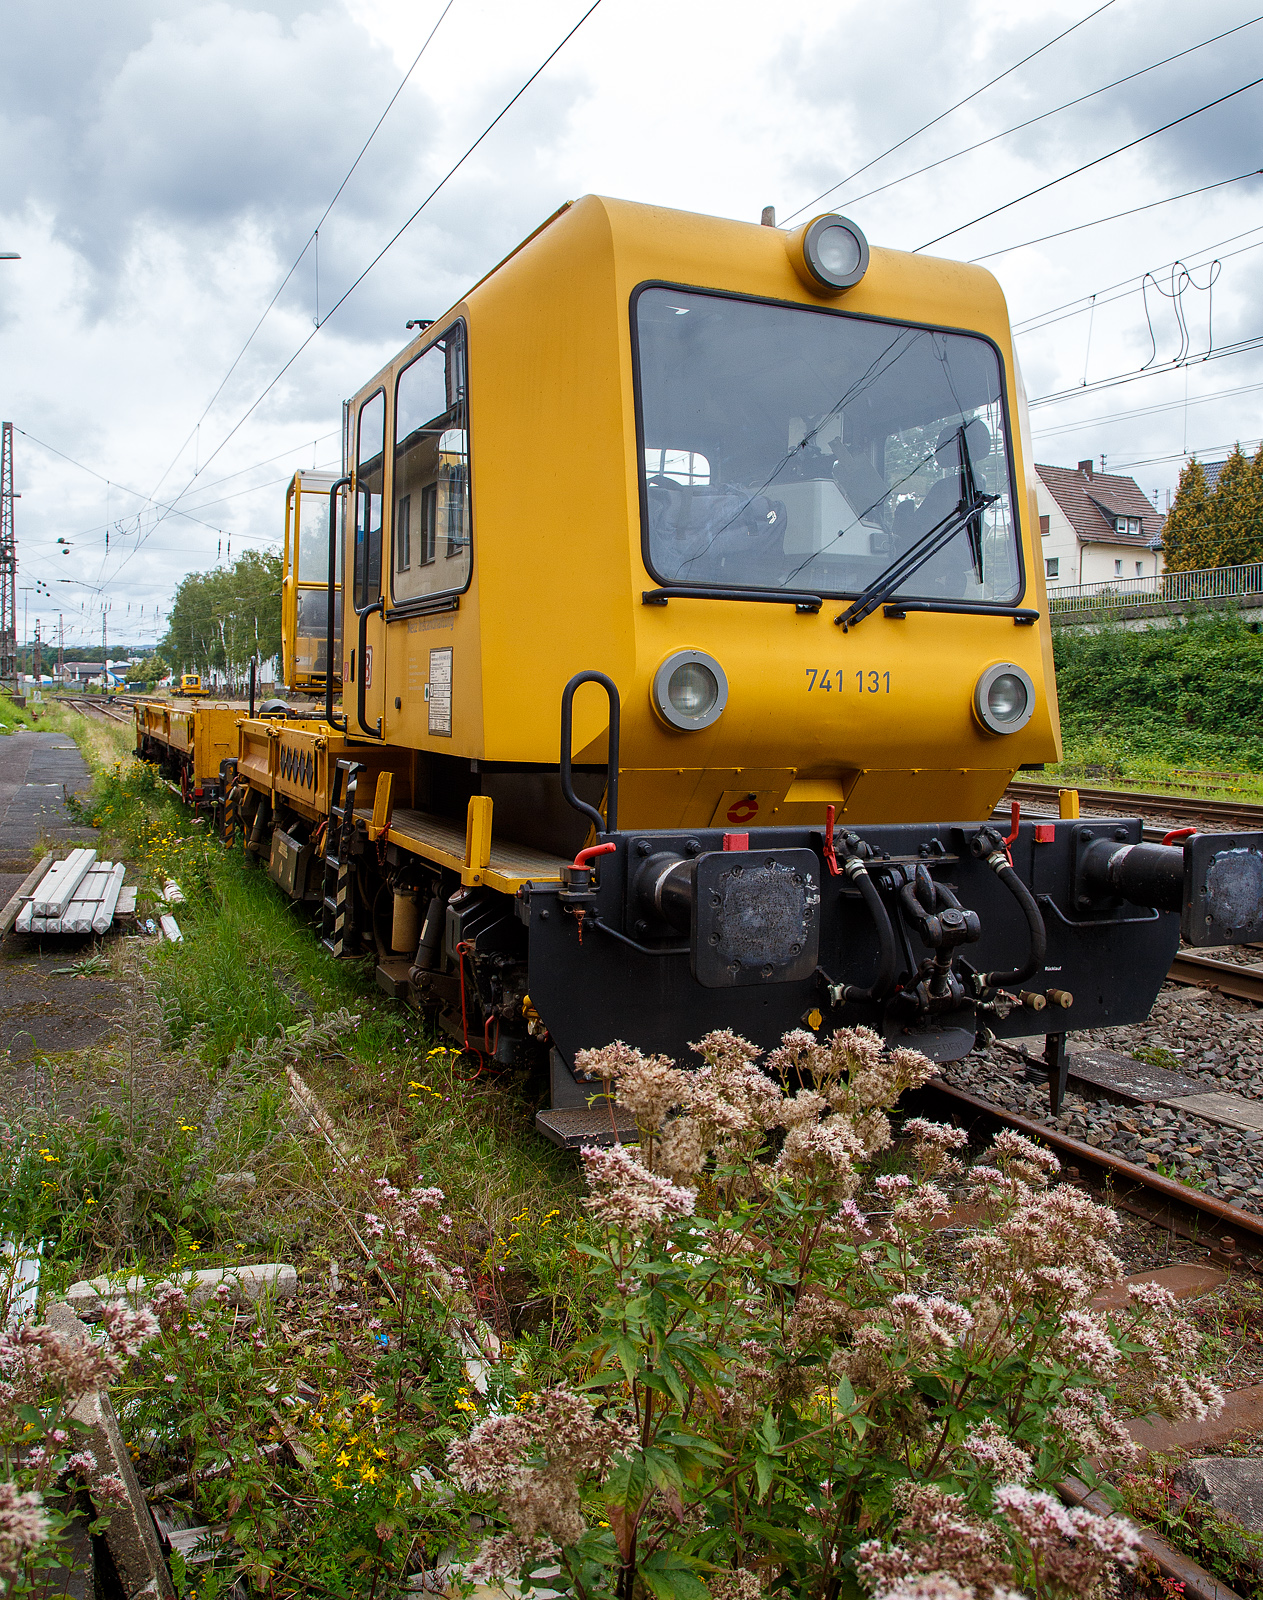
[560,671,620,834]
[324,476,351,734]
[355,596,386,739]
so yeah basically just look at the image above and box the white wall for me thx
[1036,487,1078,584]
[1035,479,1163,587]
[1078,542,1160,586]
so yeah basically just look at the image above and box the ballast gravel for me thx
[941,979,1263,1216]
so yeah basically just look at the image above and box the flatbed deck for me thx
[355,804,568,893]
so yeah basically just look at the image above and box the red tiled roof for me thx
[1035,463,1162,547]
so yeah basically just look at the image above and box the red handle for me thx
[1002,800,1020,850]
[823,803,841,877]
[1162,826,1198,848]
[573,842,617,869]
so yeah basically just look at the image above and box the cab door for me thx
[281,478,298,690]
[350,389,388,737]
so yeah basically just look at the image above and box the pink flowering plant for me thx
[0,1302,156,1594]
[447,1026,1220,1600]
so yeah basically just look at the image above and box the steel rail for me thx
[1168,949,1263,1003]
[59,696,131,724]
[1005,779,1263,832]
[909,1077,1263,1273]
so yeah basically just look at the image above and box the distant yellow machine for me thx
[215,196,1263,1143]
[281,470,342,697]
[179,673,209,698]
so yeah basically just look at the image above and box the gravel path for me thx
[943,980,1263,1214]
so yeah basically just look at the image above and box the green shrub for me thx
[1052,609,1263,773]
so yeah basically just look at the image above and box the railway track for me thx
[1169,950,1263,1003]
[913,1076,1263,1273]
[1004,778,1263,833]
[60,695,133,725]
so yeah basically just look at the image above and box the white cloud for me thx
[2,0,1261,651]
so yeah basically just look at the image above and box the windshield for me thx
[634,287,1021,603]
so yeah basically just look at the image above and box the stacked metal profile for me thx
[15,849,128,935]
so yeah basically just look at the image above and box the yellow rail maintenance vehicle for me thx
[136,699,240,811]
[235,195,1263,1144]
[179,672,210,698]
[282,469,342,698]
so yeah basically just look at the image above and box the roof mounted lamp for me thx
[788,214,869,294]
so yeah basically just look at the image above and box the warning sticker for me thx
[428,647,452,737]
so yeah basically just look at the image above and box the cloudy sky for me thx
[1,0,1260,651]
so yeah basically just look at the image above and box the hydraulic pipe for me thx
[834,857,898,1003]
[979,854,1047,988]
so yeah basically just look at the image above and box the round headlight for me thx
[653,650,728,731]
[793,213,870,293]
[974,663,1035,735]
[668,661,718,718]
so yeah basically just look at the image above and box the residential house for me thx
[1034,460,1164,588]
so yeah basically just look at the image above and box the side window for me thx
[392,323,471,602]
[297,488,342,584]
[354,390,386,608]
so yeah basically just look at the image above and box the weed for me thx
[1120,1459,1263,1598]
[1131,1046,1185,1072]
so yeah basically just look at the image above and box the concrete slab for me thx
[1175,1457,1263,1536]
[64,1262,298,1319]
[1163,1091,1263,1134]
[1091,1263,1228,1310]
[1066,1048,1207,1104]
[1127,1383,1263,1455]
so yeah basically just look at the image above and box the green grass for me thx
[2,747,585,1356]
[0,691,49,734]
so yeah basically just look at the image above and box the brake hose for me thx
[832,856,899,1003]
[977,837,1047,989]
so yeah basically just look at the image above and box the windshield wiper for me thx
[834,424,997,630]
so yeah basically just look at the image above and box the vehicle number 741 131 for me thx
[805,668,891,693]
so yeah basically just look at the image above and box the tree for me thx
[161,550,282,678]
[1161,457,1212,571]
[135,653,168,687]
[1207,442,1263,567]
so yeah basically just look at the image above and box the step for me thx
[535,1105,639,1149]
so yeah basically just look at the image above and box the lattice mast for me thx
[0,423,15,682]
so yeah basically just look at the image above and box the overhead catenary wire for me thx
[1032,377,1263,439]
[14,426,340,545]
[144,0,458,511]
[827,17,1263,224]
[970,169,1263,262]
[1027,331,1263,409]
[1012,221,1263,333]
[917,75,1263,251]
[780,0,1119,226]
[1109,437,1262,470]
[116,0,607,591]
